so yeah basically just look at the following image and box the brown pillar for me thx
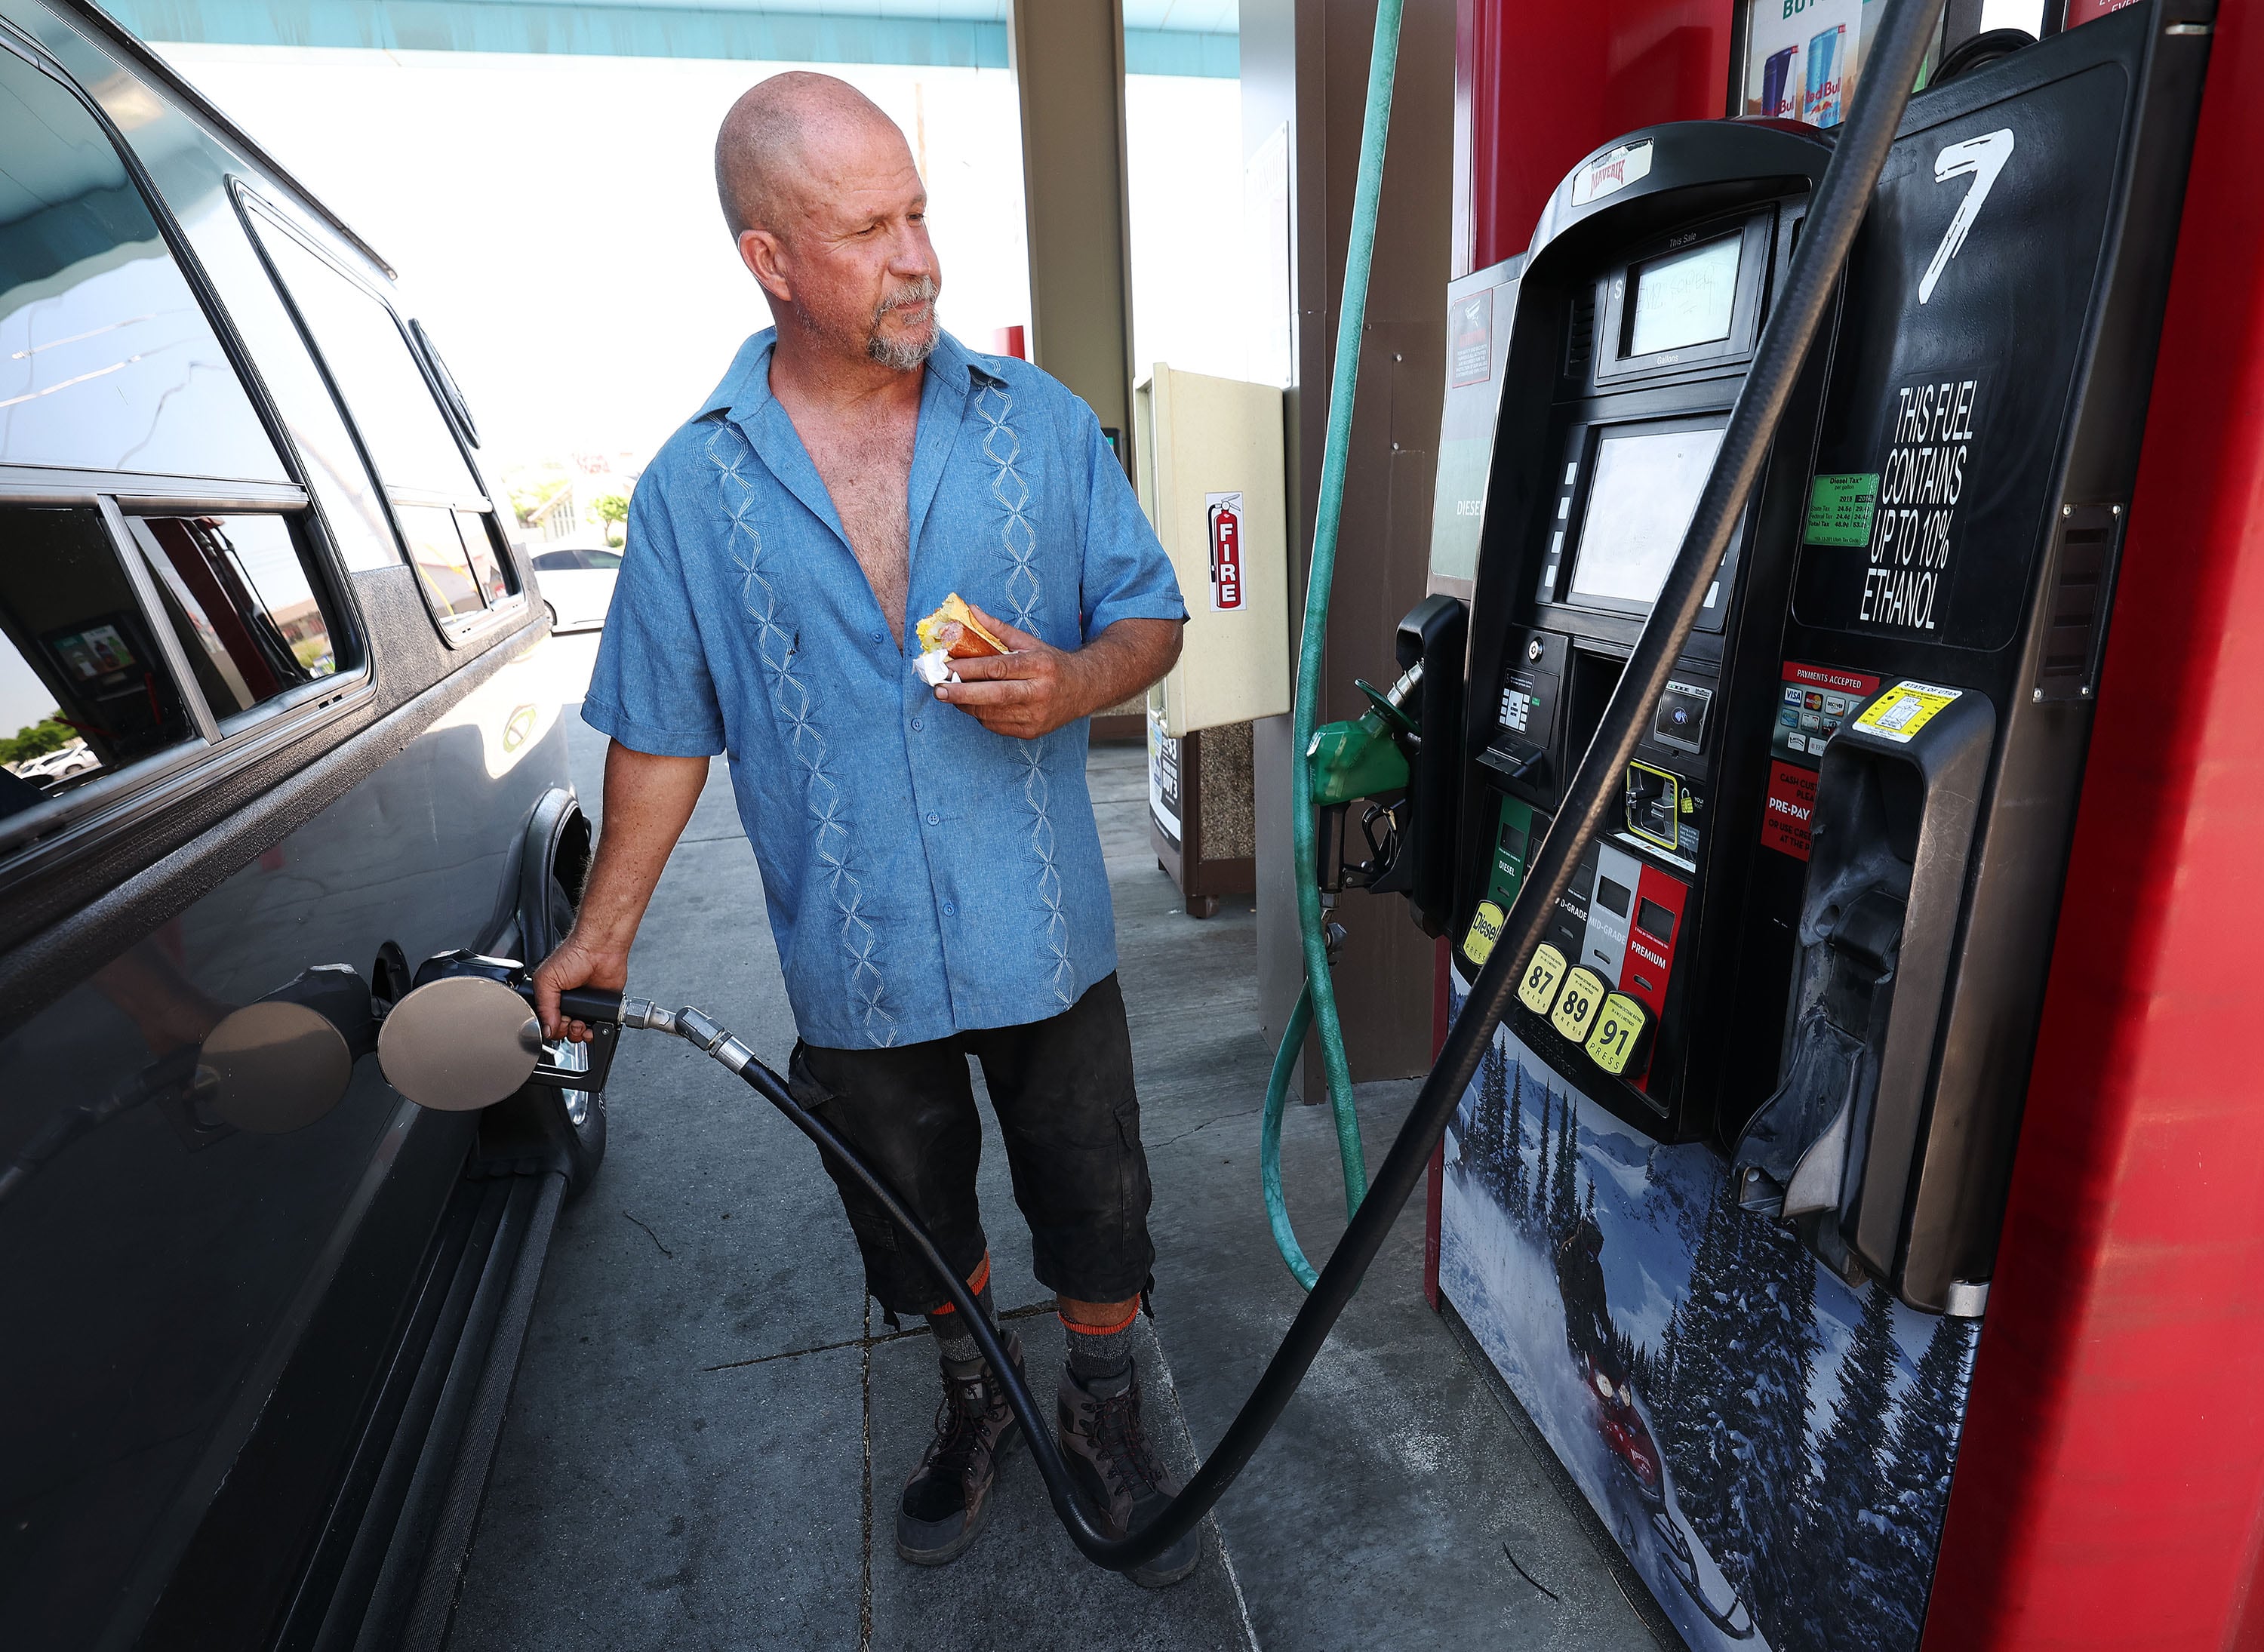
[1007,0,1137,443]
[1247,0,1458,1090]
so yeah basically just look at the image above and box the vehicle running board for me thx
[278,1166,564,1652]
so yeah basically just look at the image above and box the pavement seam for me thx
[858,1295,874,1652]
[696,1300,1060,1374]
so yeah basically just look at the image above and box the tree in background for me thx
[0,715,72,767]
[588,491,630,548]
[506,466,571,528]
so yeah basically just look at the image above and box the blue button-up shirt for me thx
[583,328,1188,1048]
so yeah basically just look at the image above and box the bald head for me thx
[714,71,908,240]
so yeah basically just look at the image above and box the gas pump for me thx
[1416,5,2213,1649]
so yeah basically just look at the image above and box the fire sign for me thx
[1207,491,1245,612]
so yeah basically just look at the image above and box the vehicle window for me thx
[454,509,512,605]
[531,549,580,573]
[0,45,285,483]
[397,503,483,620]
[580,548,623,570]
[243,208,479,503]
[411,315,478,445]
[0,505,193,823]
[127,514,337,718]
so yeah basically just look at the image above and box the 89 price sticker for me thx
[1549,968,1608,1043]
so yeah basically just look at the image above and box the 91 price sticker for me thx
[1583,992,1650,1076]
[1550,967,1608,1043]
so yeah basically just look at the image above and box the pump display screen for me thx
[1626,235,1741,357]
[1567,425,1727,608]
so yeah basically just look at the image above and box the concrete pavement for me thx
[448,652,1667,1651]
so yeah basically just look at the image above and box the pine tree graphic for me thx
[1806,1282,1906,1651]
[1873,1314,1980,1645]
[1472,1041,1507,1193]
[1655,1177,1820,1649]
[1504,1063,1529,1223]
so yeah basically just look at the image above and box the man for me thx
[531,72,1197,1588]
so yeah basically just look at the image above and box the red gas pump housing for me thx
[1450,1,2259,1645]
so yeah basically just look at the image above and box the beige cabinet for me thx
[1132,365,1287,915]
[1132,365,1291,737]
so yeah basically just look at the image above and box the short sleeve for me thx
[1076,405,1189,639]
[581,473,727,757]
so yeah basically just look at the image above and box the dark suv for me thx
[0,6,604,1647]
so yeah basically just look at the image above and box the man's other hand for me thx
[936,603,1181,740]
[533,936,630,1044]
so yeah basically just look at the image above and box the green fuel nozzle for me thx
[1306,663,1421,807]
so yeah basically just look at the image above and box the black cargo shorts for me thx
[786,973,1155,1317]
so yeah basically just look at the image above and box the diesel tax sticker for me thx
[1856,680,1963,743]
[1804,472,1879,547]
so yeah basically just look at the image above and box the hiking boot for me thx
[1057,1361,1201,1589]
[896,1330,1026,1566]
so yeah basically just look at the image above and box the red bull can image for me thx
[1804,23,1844,127]
[1761,45,1799,121]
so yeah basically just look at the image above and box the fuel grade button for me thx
[1518,944,1568,1014]
[1584,992,1650,1076]
[1550,966,1608,1043]
[1463,900,1507,966]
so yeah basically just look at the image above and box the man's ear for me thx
[737,227,792,305]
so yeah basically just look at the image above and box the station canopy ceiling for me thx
[105,0,1241,74]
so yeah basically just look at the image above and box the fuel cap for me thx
[379,974,543,1111]
[200,1001,354,1134]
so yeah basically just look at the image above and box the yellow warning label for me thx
[1463,900,1506,966]
[1585,992,1649,1076]
[1853,680,1962,744]
[1518,945,1568,1015]
[1551,967,1608,1043]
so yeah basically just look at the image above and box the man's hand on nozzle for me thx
[534,935,630,1044]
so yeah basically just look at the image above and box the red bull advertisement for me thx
[1804,23,1845,127]
[1740,0,1865,131]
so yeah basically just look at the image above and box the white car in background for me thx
[531,544,621,633]
[8,743,99,785]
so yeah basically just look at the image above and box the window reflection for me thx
[0,45,284,482]
[129,515,337,718]
[244,208,479,502]
[455,510,512,605]
[0,505,192,823]
[397,504,483,620]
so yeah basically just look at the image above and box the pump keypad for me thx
[1550,968,1609,1042]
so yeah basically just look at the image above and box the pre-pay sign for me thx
[1207,492,1245,611]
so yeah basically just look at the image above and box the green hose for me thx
[1262,0,1404,1287]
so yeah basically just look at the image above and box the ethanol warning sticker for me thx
[1804,472,1879,547]
[1854,680,1963,743]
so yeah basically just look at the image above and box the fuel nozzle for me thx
[1309,663,1423,895]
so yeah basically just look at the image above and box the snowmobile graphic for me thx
[1556,1217,1758,1641]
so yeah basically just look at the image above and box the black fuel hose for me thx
[574,0,1943,1571]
